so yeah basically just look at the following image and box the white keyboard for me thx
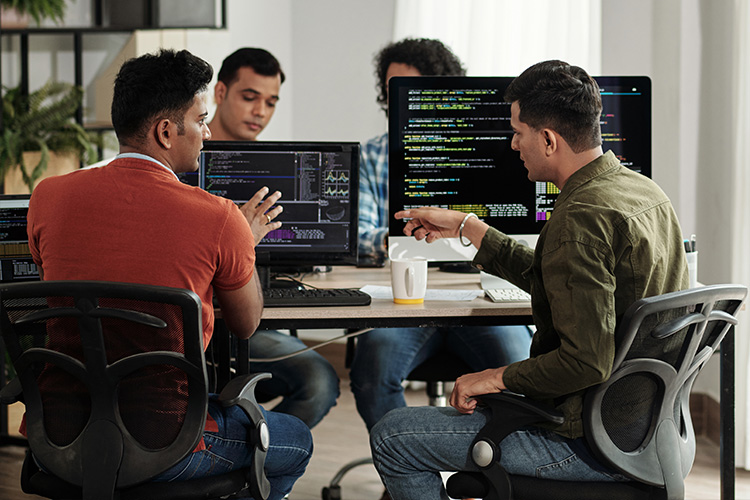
[484,288,531,303]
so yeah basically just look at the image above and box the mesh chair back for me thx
[0,280,208,496]
[584,284,746,490]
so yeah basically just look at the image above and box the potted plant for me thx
[0,0,66,27]
[0,81,98,193]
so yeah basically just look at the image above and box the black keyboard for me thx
[262,287,372,307]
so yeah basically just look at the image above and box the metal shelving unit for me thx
[0,0,227,129]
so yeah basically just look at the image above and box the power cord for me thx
[246,327,372,363]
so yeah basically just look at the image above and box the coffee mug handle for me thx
[405,267,415,296]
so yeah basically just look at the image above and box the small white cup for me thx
[391,258,428,304]
[686,251,698,288]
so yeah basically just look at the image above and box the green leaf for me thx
[1,0,66,25]
[0,79,98,191]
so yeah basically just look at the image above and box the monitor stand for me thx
[257,264,312,289]
[438,262,479,274]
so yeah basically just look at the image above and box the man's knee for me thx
[300,355,340,399]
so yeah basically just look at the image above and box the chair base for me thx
[321,457,374,500]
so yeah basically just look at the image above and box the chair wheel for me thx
[322,484,342,500]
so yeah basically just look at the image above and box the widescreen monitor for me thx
[198,141,360,277]
[0,194,39,282]
[387,75,652,262]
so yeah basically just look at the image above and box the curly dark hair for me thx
[374,38,466,113]
[504,60,602,153]
[112,49,213,147]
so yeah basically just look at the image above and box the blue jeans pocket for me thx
[535,453,624,482]
[534,453,580,479]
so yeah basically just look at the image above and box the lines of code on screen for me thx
[200,148,353,253]
[0,198,39,282]
[389,78,535,236]
[388,76,651,238]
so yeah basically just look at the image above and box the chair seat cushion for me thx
[510,475,667,500]
[446,471,668,500]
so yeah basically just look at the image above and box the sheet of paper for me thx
[360,285,483,301]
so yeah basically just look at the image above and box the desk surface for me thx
[257,266,532,330]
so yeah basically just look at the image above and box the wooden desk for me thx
[210,264,532,394]
[257,266,532,331]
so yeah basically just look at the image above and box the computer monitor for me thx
[0,194,40,282]
[198,141,360,285]
[387,75,652,262]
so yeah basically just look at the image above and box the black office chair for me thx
[322,337,472,500]
[0,280,271,500]
[446,284,747,500]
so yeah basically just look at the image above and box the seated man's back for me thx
[26,48,311,500]
[29,157,252,347]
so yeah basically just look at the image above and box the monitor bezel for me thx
[199,140,361,269]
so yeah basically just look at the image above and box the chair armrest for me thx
[217,372,272,500]
[447,393,565,500]
[218,373,271,413]
[475,392,564,444]
[0,376,22,405]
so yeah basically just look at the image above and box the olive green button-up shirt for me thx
[473,150,688,438]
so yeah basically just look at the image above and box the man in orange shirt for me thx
[27,48,312,499]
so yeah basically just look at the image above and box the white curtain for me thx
[393,0,602,76]
[731,0,750,469]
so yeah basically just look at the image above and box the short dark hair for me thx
[217,47,286,87]
[504,60,602,153]
[112,49,213,146]
[374,38,466,112]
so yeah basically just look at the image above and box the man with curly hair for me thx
[352,40,533,500]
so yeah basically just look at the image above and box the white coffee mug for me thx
[391,258,428,304]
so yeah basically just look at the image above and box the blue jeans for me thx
[246,330,340,428]
[349,326,532,431]
[154,399,312,500]
[370,406,627,500]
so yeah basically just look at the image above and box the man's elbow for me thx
[227,311,262,340]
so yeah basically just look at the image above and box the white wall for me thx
[288,0,395,142]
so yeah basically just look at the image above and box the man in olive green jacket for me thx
[369,60,688,500]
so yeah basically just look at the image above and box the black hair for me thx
[217,47,286,86]
[112,49,213,146]
[504,60,602,153]
[374,38,466,112]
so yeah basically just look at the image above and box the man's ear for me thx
[214,81,227,104]
[154,118,173,150]
[542,129,557,156]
